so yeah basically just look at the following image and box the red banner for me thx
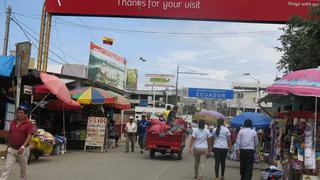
[45,0,320,23]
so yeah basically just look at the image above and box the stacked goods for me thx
[30,129,55,156]
[148,118,186,135]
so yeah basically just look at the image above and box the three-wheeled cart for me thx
[146,130,186,160]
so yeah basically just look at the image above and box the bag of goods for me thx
[150,118,162,126]
[160,124,171,132]
[149,124,162,134]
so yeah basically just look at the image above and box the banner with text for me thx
[88,42,127,90]
[45,0,318,23]
[188,88,234,99]
[85,117,107,147]
[145,74,175,87]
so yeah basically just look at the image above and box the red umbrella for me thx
[44,99,81,138]
[45,99,81,110]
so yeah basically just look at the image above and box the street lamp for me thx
[243,73,260,113]
[175,65,208,105]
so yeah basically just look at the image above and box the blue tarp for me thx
[230,112,272,129]
[0,56,15,77]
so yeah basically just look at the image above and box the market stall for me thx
[265,67,320,179]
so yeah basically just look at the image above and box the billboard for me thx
[188,88,234,99]
[126,69,138,90]
[15,42,31,76]
[145,74,175,87]
[88,42,127,90]
[45,0,319,23]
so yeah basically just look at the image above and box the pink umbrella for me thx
[266,67,320,97]
[266,67,320,156]
[38,72,74,104]
[199,110,226,120]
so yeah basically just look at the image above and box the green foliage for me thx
[276,6,320,73]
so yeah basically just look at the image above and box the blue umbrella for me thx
[230,112,272,129]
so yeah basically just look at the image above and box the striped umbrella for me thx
[71,86,117,105]
[106,91,131,110]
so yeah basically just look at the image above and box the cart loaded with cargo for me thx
[146,118,187,160]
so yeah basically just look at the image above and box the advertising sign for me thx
[145,74,175,87]
[15,42,31,76]
[88,42,127,90]
[84,117,107,151]
[188,88,234,99]
[45,0,318,23]
[126,69,138,90]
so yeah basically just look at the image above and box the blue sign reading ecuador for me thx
[188,88,234,100]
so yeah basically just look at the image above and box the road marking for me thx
[152,162,172,180]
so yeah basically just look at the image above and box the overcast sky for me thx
[0,0,285,90]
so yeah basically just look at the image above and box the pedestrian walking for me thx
[137,115,150,154]
[236,119,259,180]
[212,118,231,180]
[125,116,137,152]
[0,105,33,180]
[189,119,212,180]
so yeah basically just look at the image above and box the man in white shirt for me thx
[236,119,259,180]
[125,116,137,152]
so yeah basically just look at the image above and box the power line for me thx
[54,18,67,60]
[56,18,279,37]
[11,17,83,76]
[76,17,98,42]
[10,17,68,66]
[11,12,279,38]
[11,15,82,64]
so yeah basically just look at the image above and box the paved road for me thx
[0,142,265,180]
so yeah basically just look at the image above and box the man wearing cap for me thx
[125,116,137,152]
[0,105,33,180]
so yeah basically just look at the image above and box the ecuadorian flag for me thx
[102,36,113,45]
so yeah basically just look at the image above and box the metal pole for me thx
[175,66,179,105]
[165,87,168,105]
[37,3,47,70]
[120,110,124,139]
[15,56,22,110]
[314,97,317,157]
[2,6,11,56]
[42,13,52,72]
[152,83,156,114]
[255,80,260,113]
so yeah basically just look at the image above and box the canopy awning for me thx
[0,56,15,77]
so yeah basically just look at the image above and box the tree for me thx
[276,6,320,73]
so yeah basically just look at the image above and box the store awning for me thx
[0,56,15,77]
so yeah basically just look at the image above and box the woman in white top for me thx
[189,119,212,180]
[212,118,231,180]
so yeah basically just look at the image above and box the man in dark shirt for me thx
[0,105,33,180]
[137,115,150,154]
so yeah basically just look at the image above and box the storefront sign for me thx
[45,0,318,23]
[145,74,175,87]
[23,85,33,95]
[84,117,107,152]
[188,88,234,99]
[88,42,127,90]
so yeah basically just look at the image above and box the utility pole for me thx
[175,66,180,105]
[2,6,12,56]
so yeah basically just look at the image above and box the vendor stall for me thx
[264,67,320,178]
